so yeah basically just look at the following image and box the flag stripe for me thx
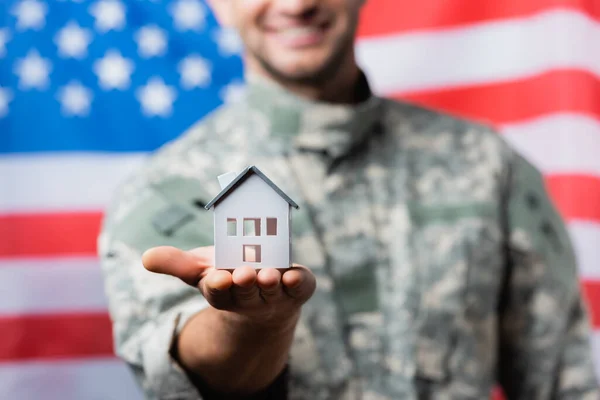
[396,70,600,125]
[570,222,600,279]
[0,258,107,315]
[0,312,114,362]
[0,359,143,400]
[0,152,146,213]
[502,114,600,176]
[583,281,600,329]
[546,175,600,222]
[358,10,600,96]
[592,330,600,380]
[0,212,102,257]
[1,116,599,214]
[357,0,600,38]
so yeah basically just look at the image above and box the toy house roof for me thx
[204,165,300,210]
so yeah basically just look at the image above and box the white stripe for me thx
[0,358,143,400]
[0,258,107,315]
[570,222,600,280]
[501,114,600,177]
[0,152,147,213]
[357,9,600,94]
[591,331,600,380]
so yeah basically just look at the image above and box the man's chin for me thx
[263,62,337,85]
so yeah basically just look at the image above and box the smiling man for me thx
[98,1,599,399]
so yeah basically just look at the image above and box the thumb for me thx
[142,245,213,287]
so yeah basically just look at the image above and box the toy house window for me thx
[244,218,261,236]
[227,218,237,236]
[266,218,277,236]
[243,245,261,263]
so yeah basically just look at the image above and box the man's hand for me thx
[142,245,316,324]
[140,245,316,395]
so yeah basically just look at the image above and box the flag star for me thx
[134,25,167,58]
[0,29,11,58]
[0,87,13,118]
[214,28,243,56]
[220,81,246,104]
[12,0,47,31]
[89,0,126,33]
[136,77,177,117]
[93,50,134,90]
[169,0,206,31]
[54,21,93,59]
[14,50,52,90]
[178,55,211,89]
[57,81,93,116]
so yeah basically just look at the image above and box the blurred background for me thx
[0,0,599,399]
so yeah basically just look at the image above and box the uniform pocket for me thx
[409,201,502,313]
[408,202,503,384]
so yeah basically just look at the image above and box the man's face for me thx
[211,0,364,84]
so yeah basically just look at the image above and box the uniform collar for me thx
[243,71,384,158]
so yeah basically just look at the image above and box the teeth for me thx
[279,26,320,39]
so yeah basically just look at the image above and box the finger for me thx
[199,269,234,310]
[282,264,316,302]
[188,246,215,264]
[142,246,212,286]
[231,266,262,308]
[256,268,283,303]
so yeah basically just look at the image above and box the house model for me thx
[205,166,299,270]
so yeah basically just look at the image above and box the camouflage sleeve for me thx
[97,180,215,400]
[497,149,599,399]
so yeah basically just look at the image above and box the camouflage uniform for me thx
[98,72,599,399]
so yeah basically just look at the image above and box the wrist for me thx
[216,307,301,336]
[177,306,298,394]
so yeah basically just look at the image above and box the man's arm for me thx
[141,246,315,397]
[98,233,209,400]
[496,149,599,399]
[173,307,293,399]
[99,180,315,399]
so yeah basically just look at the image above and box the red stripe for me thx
[0,212,102,257]
[582,280,600,329]
[546,175,600,223]
[358,0,600,38]
[393,70,600,126]
[491,387,506,400]
[0,312,114,362]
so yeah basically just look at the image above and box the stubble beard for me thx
[251,31,356,88]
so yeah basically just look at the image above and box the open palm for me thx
[141,245,316,324]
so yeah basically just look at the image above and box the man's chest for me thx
[282,146,506,314]
[263,146,507,398]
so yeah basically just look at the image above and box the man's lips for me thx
[265,21,331,48]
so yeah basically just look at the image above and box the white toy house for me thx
[205,166,299,269]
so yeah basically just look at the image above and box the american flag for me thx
[0,0,598,398]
